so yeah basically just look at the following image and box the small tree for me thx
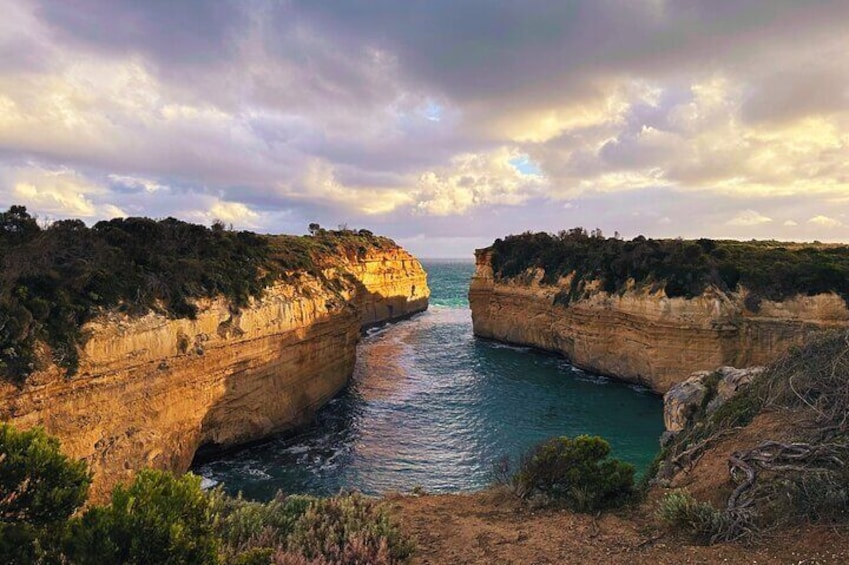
[0,205,41,244]
[308,223,321,235]
[513,435,634,512]
[0,424,90,563]
[65,469,219,564]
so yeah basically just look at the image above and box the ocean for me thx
[194,260,664,499]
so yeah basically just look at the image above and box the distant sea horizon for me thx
[195,261,663,500]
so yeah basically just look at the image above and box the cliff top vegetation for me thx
[652,329,849,543]
[0,206,398,384]
[488,228,849,306]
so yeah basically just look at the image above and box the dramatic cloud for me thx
[415,148,546,215]
[1,0,848,256]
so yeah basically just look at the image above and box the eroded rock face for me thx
[469,248,849,394]
[663,373,709,434]
[714,366,763,406]
[662,366,765,440]
[0,247,428,500]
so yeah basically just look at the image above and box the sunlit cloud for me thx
[0,1,847,255]
[280,159,415,216]
[727,210,773,227]
[2,165,124,219]
[108,174,167,194]
[415,147,547,215]
[808,215,843,228]
[208,201,260,226]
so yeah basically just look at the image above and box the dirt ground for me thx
[390,489,849,565]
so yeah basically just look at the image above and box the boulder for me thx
[663,372,710,434]
[663,366,765,439]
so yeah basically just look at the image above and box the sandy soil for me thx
[390,489,849,565]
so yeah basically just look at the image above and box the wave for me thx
[574,373,611,385]
[485,342,531,352]
[199,476,219,490]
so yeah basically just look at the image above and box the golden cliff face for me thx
[0,247,428,500]
[469,249,849,394]
[324,247,429,327]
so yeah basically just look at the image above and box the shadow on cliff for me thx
[189,275,428,470]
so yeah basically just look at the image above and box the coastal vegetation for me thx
[0,206,397,384]
[3,423,644,563]
[496,435,636,513]
[653,330,849,543]
[490,228,849,305]
[0,424,91,563]
[0,424,413,564]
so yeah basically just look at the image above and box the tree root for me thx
[724,440,849,532]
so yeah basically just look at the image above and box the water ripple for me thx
[195,262,664,500]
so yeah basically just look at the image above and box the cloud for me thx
[108,174,167,194]
[727,210,773,227]
[278,158,415,216]
[808,215,843,228]
[414,147,547,215]
[208,201,260,226]
[2,165,124,219]
[0,1,848,256]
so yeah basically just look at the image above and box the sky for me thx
[1,1,848,258]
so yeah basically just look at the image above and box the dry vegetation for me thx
[653,330,849,544]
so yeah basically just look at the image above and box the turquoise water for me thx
[194,261,664,499]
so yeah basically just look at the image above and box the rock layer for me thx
[0,246,428,500]
[469,248,849,394]
[662,366,764,436]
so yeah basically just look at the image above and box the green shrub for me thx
[0,424,90,525]
[233,547,276,565]
[512,435,635,512]
[489,229,849,304]
[0,424,90,564]
[0,424,415,564]
[209,489,315,558]
[656,490,730,544]
[210,490,412,564]
[65,469,219,564]
[0,206,400,384]
[288,493,413,563]
[779,472,849,523]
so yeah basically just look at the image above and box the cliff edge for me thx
[0,213,428,499]
[469,232,849,393]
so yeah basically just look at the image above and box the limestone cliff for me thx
[470,248,849,394]
[0,246,428,500]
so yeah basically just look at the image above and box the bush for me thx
[0,424,415,563]
[653,331,849,540]
[780,472,849,523]
[0,424,90,564]
[0,206,401,384]
[65,470,219,564]
[489,229,849,304]
[656,490,731,544]
[210,490,413,564]
[209,489,314,558]
[512,435,635,512]
[288,493,413,564]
